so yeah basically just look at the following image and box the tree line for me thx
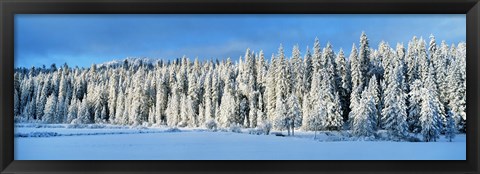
[14,32,466,142]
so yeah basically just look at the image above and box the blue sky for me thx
[15,14,465,68]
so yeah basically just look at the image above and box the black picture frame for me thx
[1,0,479,173]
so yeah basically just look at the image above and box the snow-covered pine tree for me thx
[446,58,466,131]
[114,90,125,124]
[311,91,327,139]
[43,94,57,123]
[382,46,397,87]
[122,87,132,125]
[203,69,214,124]
[429,36,450,116]
[187,71,200,127]
[155,72,169,124]
[287,93,302,136]
[266,54,277,123]
[335,49,352,122]
[211,70,221,119]
[67,98,79,123]
[108,69,118,122]
[36,81,48,121]
[407,79,423,133]
[319,51,343,131]
[56,68,68,123]
[437,41,450,107]
[303,47,313,93]
[366,75,379,129]
[239,97,248,127]
[219,61,239,128]
[381,60,408,140]
[177,57,189,95]
[455,42,466,132]
[405,36,419,91]
[349,43,362,125]
[133,68,152,125]
[291,44,305,107]
[274,44,291,131]
[368,42,383,82]
[218,82,238,128]
[417,38,430,83]
[352,87,377,137]
[256,50,266,87]
[248,87,259,128]
[77,94,91,124]
[179,94,190,127]
[14,89,20,117]
[419,64,443,142]
[20,76,33,116]
[166,86,181,127]
[396,43,407,93]
[304,64,322,131]
[359,32,371,85]
[312,38,322,73]
[445,111,456,142]
[323,42,337,74]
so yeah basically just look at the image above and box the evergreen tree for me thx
[446,59,466,131]
[319,53,343,131]
[287,93,302,136]
[381,61,408,139]
[14,89,20,116]
[367,75,379,129]
[36,79,49,120]
[437,41,450,107]
[166,86,181,127]
[352,88,377,137]
[187,72,200,127]
[108,70,118,122]
[274,44,291,130]
[291,45,305,106]
[43,94,57,123]
[445,111,456,142]
[219,63,238,127]
[349,44,362,124]
[303,47,313,93]
[405,37,419,91]
[417,38,429,83]
[203,69,214,124]
[56,69,68,123]
[115,90,125,124]
[67,99,79,123]
[248,88,259,128]
[407,79,422,133]
[359,32,371,85]
[419,65,443,142]
[455,42,466,132]
[335,49,352,121]
[156,73,169,124]
[312,37,322,73]
[266,54,277,122]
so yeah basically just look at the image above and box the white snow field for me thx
[14,124,466,160]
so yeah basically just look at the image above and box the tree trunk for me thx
[291,120,295,136]
[292,125,295,136]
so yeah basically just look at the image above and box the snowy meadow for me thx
[15,123,465,160]
[14,33,466,160]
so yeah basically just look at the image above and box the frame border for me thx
[1,0,479,173]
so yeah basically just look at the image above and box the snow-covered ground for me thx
[14,124,466,160]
